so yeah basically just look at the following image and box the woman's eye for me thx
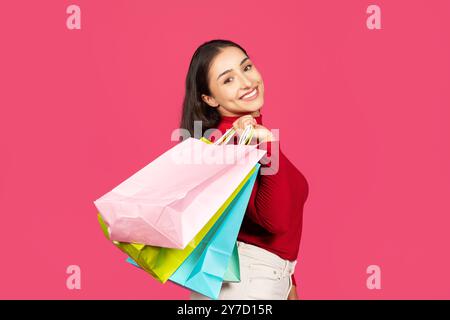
[223,65,252,84]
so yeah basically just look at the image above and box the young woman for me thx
[180,39,309,300]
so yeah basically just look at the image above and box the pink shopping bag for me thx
[94,137,266,249]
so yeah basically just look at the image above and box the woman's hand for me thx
[232,115,257,134]
[287,285,299,300]
[232,115,274,143]
[253,124,275,143]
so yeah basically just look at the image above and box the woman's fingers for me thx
[287,285,299,300]
[233,115,256,130]
[241,118,254,128]
[253,124,275,143]
[231,115,260,143]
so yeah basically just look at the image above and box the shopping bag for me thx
[125,243,240,282]
[96,163,256,283]
[169,163,260,299]
[94,137,266,249]
[222,244,240,282]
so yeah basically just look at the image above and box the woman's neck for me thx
[218,109,261,118]
[219,111,263,126]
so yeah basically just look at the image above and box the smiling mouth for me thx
[239,87,259,100]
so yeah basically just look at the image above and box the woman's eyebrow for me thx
[217,57,250,80]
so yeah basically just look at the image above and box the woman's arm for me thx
[249,139,301,234]
[228,120,303,233]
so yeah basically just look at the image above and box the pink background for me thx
[1,0,449,299]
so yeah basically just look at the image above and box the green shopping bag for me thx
[126,243,240,282]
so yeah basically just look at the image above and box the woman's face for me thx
[202,46,265,117]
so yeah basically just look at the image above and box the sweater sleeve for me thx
[244,140,299,234]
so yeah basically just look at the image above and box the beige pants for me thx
[190,241,297,300]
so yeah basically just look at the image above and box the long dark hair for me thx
[180,39,248,139]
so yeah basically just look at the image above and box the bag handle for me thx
[213,125,254,146]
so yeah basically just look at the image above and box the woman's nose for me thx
[239,74,253,88]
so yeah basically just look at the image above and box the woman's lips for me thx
[239,87,259,101]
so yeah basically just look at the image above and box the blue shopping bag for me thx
[127,163,259,299]
[168,163,260,299]
[126,242,240,282]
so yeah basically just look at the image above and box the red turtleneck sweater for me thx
[210,114,309,287]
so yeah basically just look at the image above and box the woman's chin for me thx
[247,102,264,114]
[236,99,264,112]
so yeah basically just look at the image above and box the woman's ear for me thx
[201,94,220,108]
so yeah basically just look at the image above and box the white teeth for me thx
[241,88,257,99]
